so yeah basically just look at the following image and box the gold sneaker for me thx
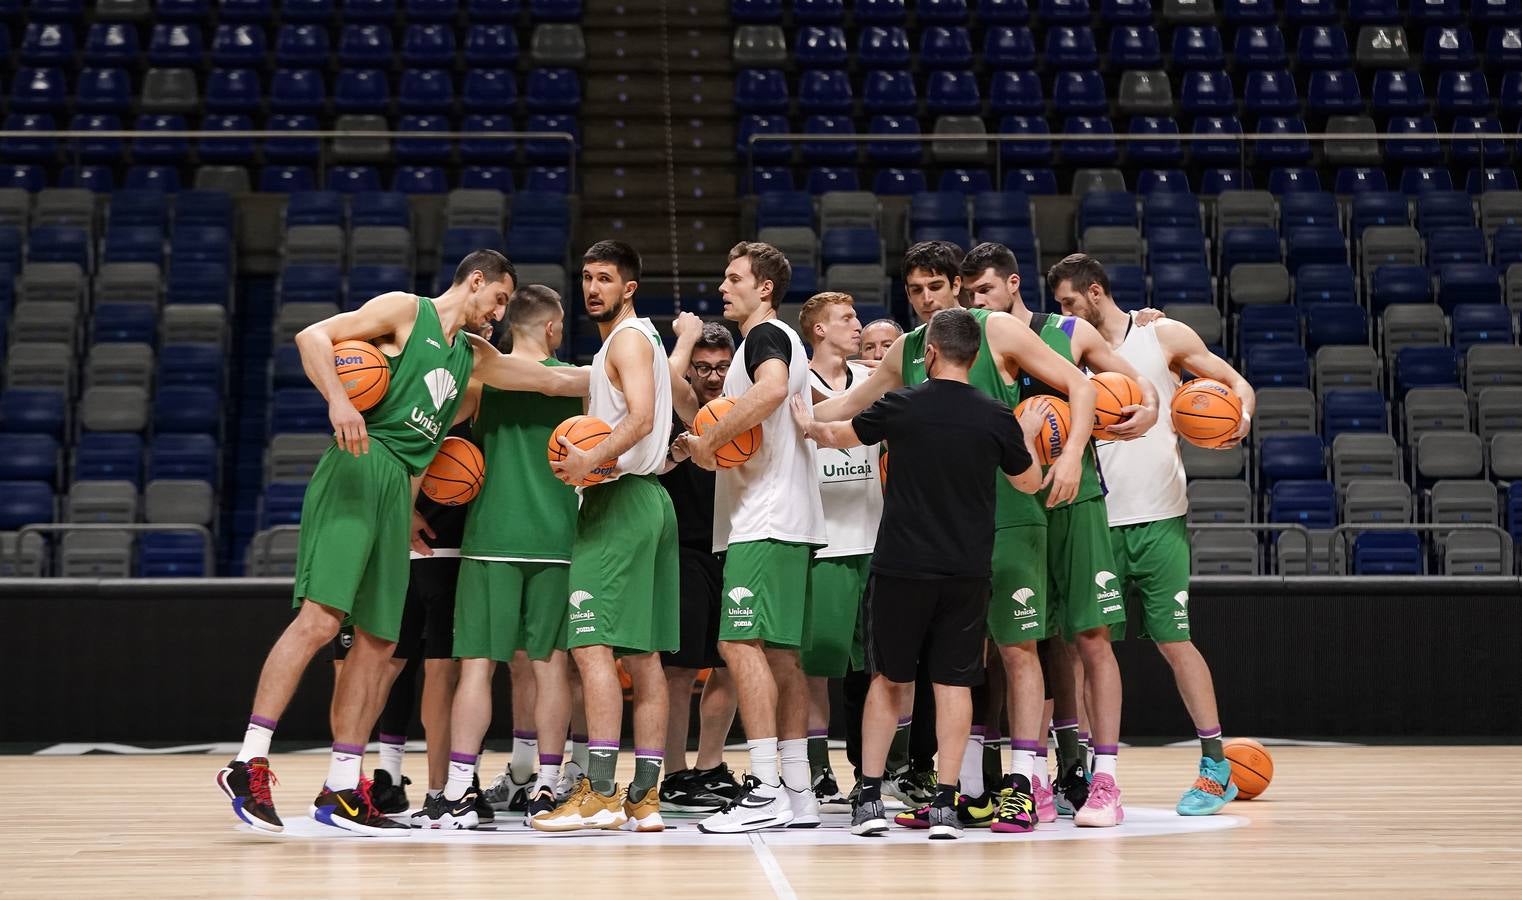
[622,787,666,832]
[529,777,628,833]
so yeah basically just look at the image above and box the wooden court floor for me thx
[2,746,1518,898]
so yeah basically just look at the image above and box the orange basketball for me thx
[879,450,888,488]
[547,414,616,485]
[693,396,762,468]
[1224,737,1275,800]
[1015,395,1071,466]
[1172,378,1244,448]
[1091,370,1143,440]
[421,436,485,505]
[333,339,390,412]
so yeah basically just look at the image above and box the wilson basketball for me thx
[333,340,390,412]
[1091,370,1143,440]
[1015,395,1071,467]
[879,450,888,488]
[421,436,485,505]
[1224,738,1275,800]
[1172,378,1244,448]
[693,396,762,468]
[547,415,616,485]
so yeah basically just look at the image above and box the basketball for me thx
[547,414,616,485]
[879,450,888,488]
[333,339,390,412]
[1015,395,1071,466]
[1224,737,1275,800]
[1091,370,1143,440]
[1172,378,1245,448]
[693,396,762,468]
[421,436,485,505]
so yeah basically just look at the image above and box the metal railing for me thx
[12,522,216,577]
[1329,521,1516,576]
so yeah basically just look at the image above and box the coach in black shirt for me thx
[791,307,1049,838]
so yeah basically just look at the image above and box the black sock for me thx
[934,782,957,808]
[860,775,883,804]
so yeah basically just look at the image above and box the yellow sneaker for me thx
[622,787,666,832]
[529,777,627,833]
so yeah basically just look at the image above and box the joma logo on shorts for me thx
[1102,604,1122,614]
[576,625,595,634]
[1020,621,1039,630]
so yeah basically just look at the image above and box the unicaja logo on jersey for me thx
[1094,570,1121,603]
[407,368,458,441]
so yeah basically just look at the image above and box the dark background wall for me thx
[4,576,1520,744]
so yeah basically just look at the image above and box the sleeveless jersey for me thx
[588,316,673,479]
[364,296,476,476]
[1095,315,1189,526]
[460,358,582,561]
[713,319,828,551]
[1006,312,1105,523]
[810,361,883,558]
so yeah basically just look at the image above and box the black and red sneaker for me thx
[311,777,411,836]
[217,757,284,833]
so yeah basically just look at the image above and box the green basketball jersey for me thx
[363,297,476,476]
[1008,312,1105,520]
[459,358,582,561]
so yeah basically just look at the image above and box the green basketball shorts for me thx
[802,554,870,677]
[1111,516,1193,643]
[987,524,1049,646]
[565,474,680,655]
[453,559,570,661]
[719,539,813,648]
[1045,497,1127,640]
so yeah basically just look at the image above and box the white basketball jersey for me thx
[588,316,673,480]
[713,319,828,551]
[1095,315,1190,526]
[810,361,883,559]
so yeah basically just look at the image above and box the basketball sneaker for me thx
[216,757,283,833]
[529,777,628,832]
[1054,762,1090,816]
[524,784,557,826]
[927,804,963,840]
[697,775,794,834]
[311,778,411,836]
[894,792,996,829]
[622,788,666,832]
[408,789,480,830]
[850,796,888,837]
[992,775,1037,834]
[884,765,937,806]
[812,768,847,806]
[471,773,495,824]
[786,784,821,828]
[485,770,534,812]
[1176,757,1237,816]
[1032,773,1058,824]
[369,769,411,816]
[1074,773,1124,827]
[659,763,741,812]
[557,760,586,799]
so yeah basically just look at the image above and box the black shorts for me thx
[661,546,726,670]
[863,572,990,687]
[332,555,461,661]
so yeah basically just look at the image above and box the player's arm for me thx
[667,311,703,425]
[551,328,656,485]
[453,379,484,426]
[467,332,590,397]
[790,394,863,449]
[985,313,1096,507]
[812,334,906,422]
[1069,318,1160,440]
[683,356,789,470]
[1157,321,1256,447]
[294,290,417,457]
[408,473,435,554]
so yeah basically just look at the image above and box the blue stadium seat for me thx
[403,24,456,67]
[76,433,144,484]
[800,70,854,113]
[1438,263,1502,310]
[1370,264,1432,311]
[1259,434,1327,487]
[270,389,328,433]
[1452,117,1509,166]
[1401,168,1455,195]
[1223,0,1275,22]
[1142,192,1201,228]
[1425,26,1477,70]
[994,115,1049,165]
[133,114,191,164]
[0,389,66,438]
[104,225,164,264]
[394,115,450,164]
[465,24,519,66]
[1452,303,1515,352]
[345,0,399,20]
[1246,344,1311,388]
[756,191,814,229]
[275,25,330,67]
[1279,192,1338,230]
[821,228,881,266]
[1285,225,1347,272]
[792,0,844,21]
[1077,191,1136,232]
[126,165,181,193]
[1100,0,1150,20]
[1044,26,1098,69]
[147,24,204,68]
[1052,71,1106,116]
[1396,346,1461,393]
[1335,168,1389,195]
[859,26,911,70]
[1372,72,1428,117]
[21,23,75,68]
[860,0,909,23]
[1308,69,1363,116]
[148,433,217,482]
[350,192,410,228]
[468,0,521,18]
[917,0,967,23]
[93,304,158,344]
[1437,71,1492,115]
[29,225,91,271]
[1322,389,1387,442]
[335,69,390,112]
[460,114,518,162]
[1297,25,1350,69]
[167,261,230,305]
[1234,25,1288,69]
[220,0,273,20]
[1060,117,1117,165]
[1352,532,1422,575]
[1386,118,1443,167]
[865,115,922,165]
[801,115,856,164]
[1475,0,1522,26]
[1244,69,1299,116]
[392,167,446,194]
[285,190,343,227]
[462,69,518,113]
[1221,226,1282,272]
[0,433,59,483]
[198,113,255,164]
[938,169,992,195]
[1427,227,1486,267]
[912,223,972,247]
[1348,0,1401,23]
[751,165,796,193]
[910,191,968,230]
[139,532,210,578]
[921,26,973,70]
[1109,25,1162,69]
[523,166,570,193]
[348,265,411,309]
[158,343,223,386]
[407,0,459,19]
[280,264,343,304]
[74,68,131,114]
[1418,193,1476,235]
[1,114,56,163]
[807,167,860,193]
[1180,70,1236,116]
[1106,263,1146,310]
[1269,479,1337,528]
[990,70,1044,116]
[731,0,781,22]
[1259,122,1314,170]
[158,0,209,19]
[797,26,849,68]
[0,166,46,192]
[1189,116,1243,165]
[85,23,140,67]
[926,70,980,115]
[0,481,54,529]
[1038,0,1089,22]
[1306,303,1367,349]
[1151,262,1212,304]
[399,69,455,113]
[1146,225,1207,265]
[1171,26,1225,69]
[736,115,791,163]
[1128,117,1184,167]
[984,26,1035,70]
[506,225,570,264]
[530,0,581,18]
[526,69,581,113]
[260,482,308,528]
[1494,226,1522,267]
[111,190,169,229]
[1239,305,1301,351]
[863,70,917,113]
[973,191,1032,229]
[1003,168,1057,195]
[1486,25,1522,70]
[270,69,327,113]
[1351,192,1410,236]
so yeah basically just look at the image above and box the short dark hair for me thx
[1046,252,1111,298]
[507,284,563,332]
[862,317,903,336]
[729,241,792,308]
[960,242,1020,282]
[584,240,642,283]
[926,307,981,367]
[452,248,517,288]
[901,240,963,281]
[694,321,736,353]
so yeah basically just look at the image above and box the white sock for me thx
[511,732,538,782]
[1034,752,1049,788]
[377,738,405,781]
[444,752,477,801]
[778,738,810,793]
[326,744,363,791]
[427,788,443,799]
[960,731,985,797]
[747,737,780,787]
[237,718,275,762]
[1011,749,1036,783]
[1093,752,1117,779]
[538,763,561,789]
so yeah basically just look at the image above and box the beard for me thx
[588,299,624,323]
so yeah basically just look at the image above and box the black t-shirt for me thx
[658,415,716,551]
[743,320,792,379]
[852,379,1033,579]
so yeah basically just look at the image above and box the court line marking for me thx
[748,834,799,900]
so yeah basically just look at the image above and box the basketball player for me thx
[411,285,583,829]
[657,319,743,813]
[792,307,1047,840]
[798,292,882,805]
[532,241,680,833]
[218,251,591,835]
[1051,253,1254,816]
[859,318,902,362]
[962,242,1159,828]
[671,242,829,834]
[811,246,1101,832]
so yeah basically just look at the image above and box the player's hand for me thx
[1043,453,1082,508]
[1218,410,1252,449]
[329,398,369,457]
[668,434,692,464]
[679,432,718,471]
[551,436,610,486]
[789,393,814,434]
[1134,307,1167,326]
[1104,402,1158,440]
[410,511,436,556]
[1015,396,1053,440]
[672,311,703,345]
[854,356,882,369]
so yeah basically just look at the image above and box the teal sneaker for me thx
[1176,757,1237,816]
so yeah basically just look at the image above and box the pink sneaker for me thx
[1032,774,1057,824]
[1074,773,1124,828]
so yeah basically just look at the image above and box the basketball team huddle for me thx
[216,234,1259,842]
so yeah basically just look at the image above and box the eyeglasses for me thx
[692,363,730,378]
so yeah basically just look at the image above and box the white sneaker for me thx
[484,771,534,812]
[557,761,586,800]
[785,785,820,828]
[697,776,795,834]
